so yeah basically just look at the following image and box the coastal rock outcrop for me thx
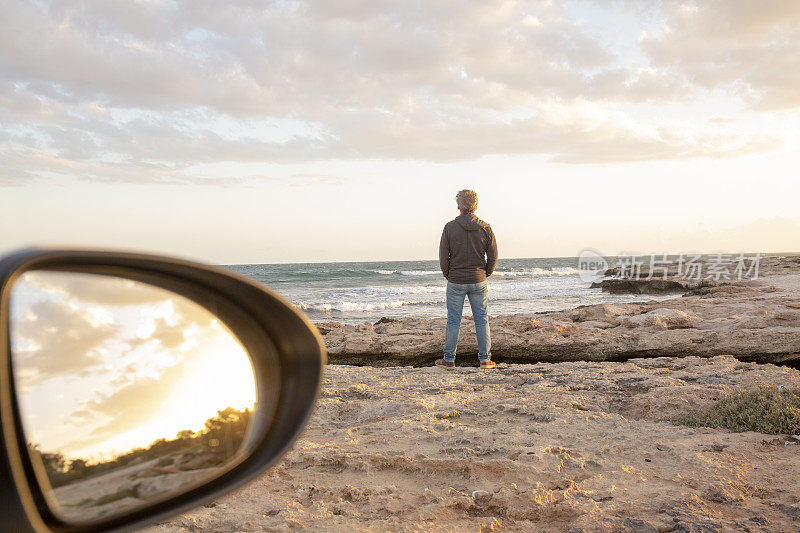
[595,255,799,295]
[319,278,800,366]
[590,278,701,294]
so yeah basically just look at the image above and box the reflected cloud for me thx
[13,298,120,387]
[21,272,172,307]
[72,362,190,445]
[148,317,186,350]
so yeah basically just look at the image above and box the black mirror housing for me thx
[0,248,326,533]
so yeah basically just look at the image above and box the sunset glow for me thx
[10,272,257,461]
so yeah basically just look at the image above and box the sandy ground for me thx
[144,355,800,532]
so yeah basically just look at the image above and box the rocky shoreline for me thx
[317,257,800,368]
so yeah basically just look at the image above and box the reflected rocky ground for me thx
[52,451,226,522]
[33,406,252,523]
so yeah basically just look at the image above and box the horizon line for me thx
[218,250,800,267]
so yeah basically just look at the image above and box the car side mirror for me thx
[0,248,326,532]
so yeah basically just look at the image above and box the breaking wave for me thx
[296,299,436,313]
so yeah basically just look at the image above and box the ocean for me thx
[225,257,667,324]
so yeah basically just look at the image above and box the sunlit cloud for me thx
[21,272,172,306]
[1,0,795,185]
[12,298,120,387]
[639,0,800,111]
[78,362,190,441]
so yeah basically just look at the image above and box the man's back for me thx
[439,213,498,284]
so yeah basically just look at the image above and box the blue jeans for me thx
[443,280,491,363]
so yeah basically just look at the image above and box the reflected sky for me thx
[10,271,257,461]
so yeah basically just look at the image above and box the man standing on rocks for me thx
[436,189,499,369]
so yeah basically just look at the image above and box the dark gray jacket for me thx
[439,213,498,284]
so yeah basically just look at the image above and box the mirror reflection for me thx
[9,271,257,523]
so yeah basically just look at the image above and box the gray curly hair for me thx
[456,189,478,214]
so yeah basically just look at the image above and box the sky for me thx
[0,0,798,264]
[11,271,256,460]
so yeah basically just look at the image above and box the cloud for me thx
[149,317,187,350]
[61,361,190,452]
[20,271,173,307]
[639,0,800,110]
[12,271,229,390]
[11,298,120,386]
[0,0,793,184]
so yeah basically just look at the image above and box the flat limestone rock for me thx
[320,274,800,366]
